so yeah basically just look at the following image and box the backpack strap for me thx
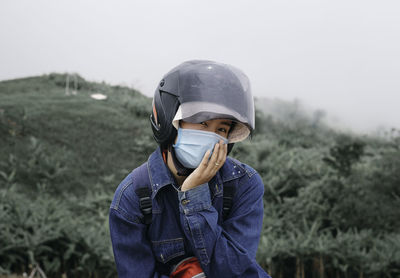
[134,162,236,224]
[133,163,153,225]
[135,187,152,225]
[222,185,236,220]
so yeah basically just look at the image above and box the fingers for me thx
[208,140,227,171]
[216,140,227,167]
[198,140,228,174]
[182,141,227,191]
[207,142,219,168]
[199,149,211,169]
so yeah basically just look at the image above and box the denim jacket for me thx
[109,148,270,278]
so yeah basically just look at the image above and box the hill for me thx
[0,73,156,195]
[1,74,399,277]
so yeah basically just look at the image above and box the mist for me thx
[1,0,399,133]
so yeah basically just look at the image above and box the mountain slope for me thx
[0,73,156,194]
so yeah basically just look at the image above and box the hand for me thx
[181,140,228,191]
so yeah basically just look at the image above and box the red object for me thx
[170,257,206,278]
[162,148,168,163]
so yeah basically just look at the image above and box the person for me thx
[109,60,271,278]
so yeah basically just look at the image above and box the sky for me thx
[1,0,400,134]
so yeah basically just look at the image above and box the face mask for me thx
[173,128,229,169]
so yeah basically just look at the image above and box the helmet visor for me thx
[170,61,254,142]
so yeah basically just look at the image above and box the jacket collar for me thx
[147,148,176,199]
[147,147,248,199]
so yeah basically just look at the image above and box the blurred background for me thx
[1,0,400,133]
[1,0,399,277]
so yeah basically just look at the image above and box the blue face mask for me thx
[173,128,229,169]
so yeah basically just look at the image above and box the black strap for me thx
[136,187,153,225]
[222,186,236,220]
[136,184,236,224]
[134,162,236,224]
[133,163,153,225]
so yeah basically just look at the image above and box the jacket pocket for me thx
[151,238,185,264]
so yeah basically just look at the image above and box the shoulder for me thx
[110,162,150,220]
[221,156,259,181]
[226,157,258,178]
[221,157,264,195]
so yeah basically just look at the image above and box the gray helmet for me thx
[150,60,255,148]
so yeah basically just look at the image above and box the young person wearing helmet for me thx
[109,60,271,278]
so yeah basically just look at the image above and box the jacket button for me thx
[181,199,190,205]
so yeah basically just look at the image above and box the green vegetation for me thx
[1,74,399,277]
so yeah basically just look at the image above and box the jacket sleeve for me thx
[177,172,270,278]
[109,180,169,278]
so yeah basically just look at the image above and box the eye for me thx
[218,127,227,133]
[200,122,208,127]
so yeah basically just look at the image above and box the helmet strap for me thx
[168,145,194,177]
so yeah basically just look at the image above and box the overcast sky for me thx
[1,0,399,133]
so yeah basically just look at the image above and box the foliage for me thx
[323,135,366,177]
[1,74,399,277]
[0,188,115,277]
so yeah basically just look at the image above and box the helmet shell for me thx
[150,60,255,147]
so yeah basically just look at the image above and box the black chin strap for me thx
[168,145,194,176]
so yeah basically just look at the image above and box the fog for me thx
[1,0,399,133]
